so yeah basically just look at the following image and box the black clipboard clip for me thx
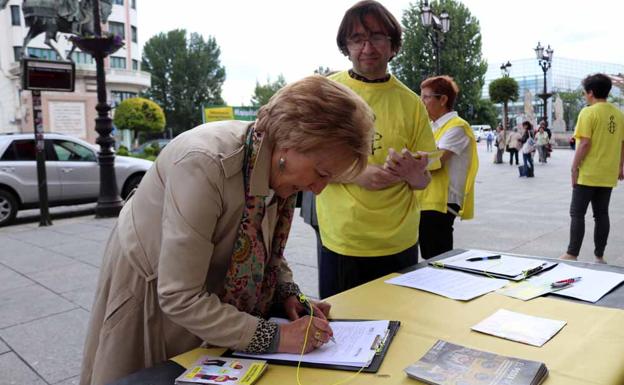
[522,262,548,278]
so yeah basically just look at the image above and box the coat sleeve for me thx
[157,151,259,351]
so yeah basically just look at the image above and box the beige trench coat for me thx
[80,121,295,385]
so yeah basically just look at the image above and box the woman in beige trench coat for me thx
[79,76,375,385]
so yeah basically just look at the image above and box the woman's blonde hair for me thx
[255,75,374,179]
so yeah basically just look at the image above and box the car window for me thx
[53,140,97,162]
[0,140,36,161]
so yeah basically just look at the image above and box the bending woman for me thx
[80,76,375,385]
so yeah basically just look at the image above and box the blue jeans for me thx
[522,153,534,176]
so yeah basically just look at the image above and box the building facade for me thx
[0,0,150,146]
[483,57,624,131]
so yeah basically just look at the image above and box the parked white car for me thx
[0,133,153,226]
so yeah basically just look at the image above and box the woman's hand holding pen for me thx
[278,316,334,353]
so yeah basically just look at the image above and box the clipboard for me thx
[430,259,558,281]
[222,319,400,373]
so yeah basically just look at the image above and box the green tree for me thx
[391,0,487,122]
[557,90,585,131]
[113,97,166,143]
[141,29,225,135]
[472,99,498,129]
[489,77,519,131]
[250,74,286,107]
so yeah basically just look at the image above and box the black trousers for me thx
[317,241,418,299]
[508,149,519,165]
[566,184,612,257]
[418,204,460,260]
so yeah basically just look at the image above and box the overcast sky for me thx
[137,0,624,106]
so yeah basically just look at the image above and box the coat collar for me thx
[219,124,272,197]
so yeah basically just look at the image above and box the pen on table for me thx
[551,277,582,288]
[302,304,336,344]
[466,255,501,262]
[524,262,548,276]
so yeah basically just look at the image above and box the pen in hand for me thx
[302,303,336,344]
[466,255,501,262]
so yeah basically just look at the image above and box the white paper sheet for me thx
[385,267,509,301]
[439,250,554,278]
[472,309,566,347]
[234,320,390,367]
[526,262,624,302]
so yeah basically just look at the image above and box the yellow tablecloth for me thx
[173,273,624,385]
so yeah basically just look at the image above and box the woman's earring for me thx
[278,157,286,172]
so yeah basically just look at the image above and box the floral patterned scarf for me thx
[220,126,296,317]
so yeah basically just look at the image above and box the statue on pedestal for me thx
[523,89,536,126]
[1,0,113,61]
[552,95,567,132]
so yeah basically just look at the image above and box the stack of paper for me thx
[524,262,624,303]
[471,309,566,347]
[405,340,548,385]
[234,319,389,368]
[385,267,508,301]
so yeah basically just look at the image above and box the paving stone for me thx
[0,338,8,354]
[0,285,76,329]
[0,247,75,275]
[7,229,81,248]
[48,239,106,268]
[0,351,47,385]
[53,376,80,385]
[27,262,99,294]
[0,309,89,384]
[0,265,33,293]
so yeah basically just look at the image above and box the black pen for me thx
[466,255,501,262]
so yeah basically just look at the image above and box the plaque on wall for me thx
[49,101,87,137]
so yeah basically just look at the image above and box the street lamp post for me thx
[420,0,450,75]
[500,61,512,77]
[534,42,554,125]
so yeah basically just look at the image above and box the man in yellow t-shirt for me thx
[315,0,437,298]
[560,73,624,264]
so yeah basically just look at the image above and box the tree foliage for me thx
[557,89,584,131]
[113,97,165,141]
[472,99,498,128]
[391,0,487,122]
[250,74,286,107]
[488,77,519,104]
[141,29,225,135]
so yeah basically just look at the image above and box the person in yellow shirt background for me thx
[315,0,437,299]
[417,76,479,260]
[560,73,624,264]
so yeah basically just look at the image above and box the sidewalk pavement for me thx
[1,143,623,384]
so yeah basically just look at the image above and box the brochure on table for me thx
[405,340,548,385]
[471,309,566,347]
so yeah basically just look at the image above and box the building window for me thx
[131,0,136,9]
[110,56,126,69]
[14,47,60,61]
[112,0,124,5]
[132,59,138,71]
[67,51,94,64]
[13,46,22,61]
[131,26,137,43]
[112,91,137,107]
[108,21,125,40]
[11,5,21,26]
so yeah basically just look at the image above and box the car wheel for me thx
[0,189,18,227]
[121,174,143,199]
